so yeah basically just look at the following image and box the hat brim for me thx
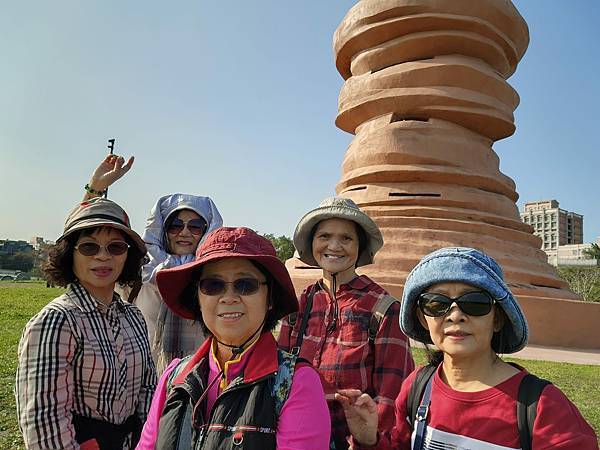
[400,252,528,354]
[157,251,299,321]
[58,219,146,255]
[293,205,383,267]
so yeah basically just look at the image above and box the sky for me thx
[1,1,599,244]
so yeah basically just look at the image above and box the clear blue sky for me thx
[1,1,599,244]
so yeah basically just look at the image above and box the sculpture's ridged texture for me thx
[288,1,600,349]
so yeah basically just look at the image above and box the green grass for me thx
[1,283,598,448]
[0,282,65,449]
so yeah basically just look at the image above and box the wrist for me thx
[354,432,378,448]
[84,183,107,197]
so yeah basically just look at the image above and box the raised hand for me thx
[335,389,379,447]
[85,154,134,199]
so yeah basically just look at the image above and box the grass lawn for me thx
[1,282,598,448]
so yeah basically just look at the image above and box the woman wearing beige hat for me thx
[16,197,157,450]
[278,197,415,450]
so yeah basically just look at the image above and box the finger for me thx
[336,389,363,398]
[122,155,134,172]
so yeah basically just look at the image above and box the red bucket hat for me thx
[156,227,298,320]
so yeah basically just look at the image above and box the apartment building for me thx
[520,200,583,252]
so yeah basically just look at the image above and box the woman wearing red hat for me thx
[136,227,330,450]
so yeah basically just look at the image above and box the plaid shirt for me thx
[278,275,414,450]
[16,282,157,449]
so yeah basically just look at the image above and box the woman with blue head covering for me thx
[85,154,223,372]
[336,247,597,449]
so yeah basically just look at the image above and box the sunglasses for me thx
[198,277,267,296]
[167,218,207,236]
[418,291,495,317]
[75,241,130,257]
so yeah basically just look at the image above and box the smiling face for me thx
[166,209,204,255]
[197,258,270,348]
[311,218,360,282]
[73,227,128,304]
[417,282,503,362]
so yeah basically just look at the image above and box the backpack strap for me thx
[271,350,301,417]
[406,364,437,430]
[412,372,434,450]
[368,295,399,344]
[291,286,317,355]
[517,373,551,450]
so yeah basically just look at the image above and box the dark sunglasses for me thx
[198,277,267,296]
[75,241,130,257]
[418,291,495,317]
[167,218,207,236]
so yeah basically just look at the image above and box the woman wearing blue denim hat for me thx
[84,155,223,373]
[336,247,598,449]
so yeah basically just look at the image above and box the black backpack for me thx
[406,364,551,450]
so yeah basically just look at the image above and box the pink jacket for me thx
[137,334,330,449]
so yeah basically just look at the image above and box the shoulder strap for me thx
[517,373,551,450]
[368,295,399,344]
[271,350,300,417]
[291,287,316,355]
[412,372,434,450]
[406,365,437,430]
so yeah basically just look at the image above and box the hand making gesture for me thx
[84,154,135,199]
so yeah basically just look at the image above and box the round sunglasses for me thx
[198,277,267,296]
[418,291,495,317]
[167,218,207,236]
[75,241,130,257]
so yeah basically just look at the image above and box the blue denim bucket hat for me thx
[401,247,528,354]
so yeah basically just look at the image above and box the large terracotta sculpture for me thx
[288,0,600,349]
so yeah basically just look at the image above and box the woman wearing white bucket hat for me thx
[279,196,414,450]
[336,247,598,449]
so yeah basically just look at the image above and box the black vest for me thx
[155,346,297,450]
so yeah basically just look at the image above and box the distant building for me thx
[546,242,599,267]
[520,200,583,252]
[0,240,34,255]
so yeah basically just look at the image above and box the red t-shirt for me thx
[356,365,598,450]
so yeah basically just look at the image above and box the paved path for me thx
[511,344,600,366]
[411,341,600,365]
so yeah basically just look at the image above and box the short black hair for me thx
[43,227,147,289]
[178,260,280,336]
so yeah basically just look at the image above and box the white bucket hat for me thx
[293,196,384,267]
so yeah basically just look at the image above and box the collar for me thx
[68,281,125,313]
[173,332,279,386]
[316,274,372,294]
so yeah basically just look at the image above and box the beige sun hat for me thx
[57,197,146,254]
[293,196,383,267]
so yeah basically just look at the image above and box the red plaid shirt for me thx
[278,275,414,450]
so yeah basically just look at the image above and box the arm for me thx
[134,313,158,422]
[83,154,134,200]
[276,366,330,450]
[532,384,598,449]
[342,371,419,450]
[371,301,415,435]
[16,308,80,449]
[136,359,181,450]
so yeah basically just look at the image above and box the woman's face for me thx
[417,282,502,361]
[73,227,128,302]
[311,218,359,274]
[197,258,269,346]
[166,209,205,256]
